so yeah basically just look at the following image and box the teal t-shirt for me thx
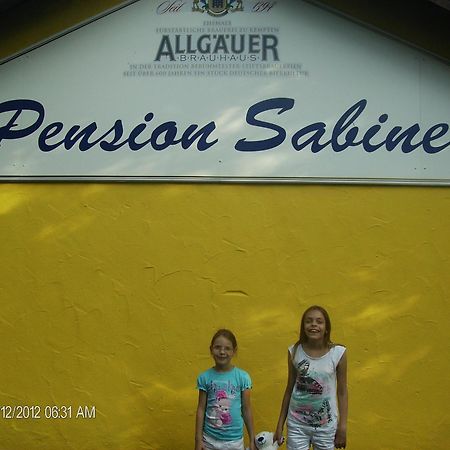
[197,367,252,441]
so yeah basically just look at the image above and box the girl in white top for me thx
[274,306,348,450]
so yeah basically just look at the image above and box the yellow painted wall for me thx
[1,2,450,449]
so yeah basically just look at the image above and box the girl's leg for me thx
[287,425,312,450]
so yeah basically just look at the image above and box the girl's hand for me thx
[334,427,347,449]
[273,429,285,446]
[248,439,257,450]
[194,443,204,450]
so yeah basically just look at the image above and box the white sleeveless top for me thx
[287,344,346,429]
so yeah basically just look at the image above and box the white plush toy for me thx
[252,431,282,450]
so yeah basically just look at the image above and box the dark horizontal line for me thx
[1,175,449,186]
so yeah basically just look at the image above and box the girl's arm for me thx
[335,350,348,449]
[195,390,207,450]
[274,350,296,445]
[242,389,256,450]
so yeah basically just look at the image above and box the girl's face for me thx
[210,335,235,371]
[303,309,327,342]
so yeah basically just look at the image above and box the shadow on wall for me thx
[0,183,449,449]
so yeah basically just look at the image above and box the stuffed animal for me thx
[252,431,282,450]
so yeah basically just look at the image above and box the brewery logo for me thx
[192,0,244,16]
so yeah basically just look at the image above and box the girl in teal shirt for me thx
[195,329,256,450]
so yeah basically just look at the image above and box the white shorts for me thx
[203,433,244,450]
[287,424,336,450]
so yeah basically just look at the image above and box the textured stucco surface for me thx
[1,184,450,449]
[1,1,450,449]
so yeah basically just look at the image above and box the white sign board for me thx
[0,0,449,184]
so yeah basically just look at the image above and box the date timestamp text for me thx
[1,405,96,420]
